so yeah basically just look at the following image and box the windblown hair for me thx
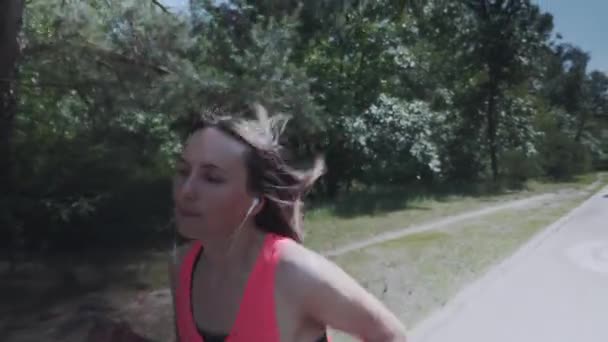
[188,104,324,243]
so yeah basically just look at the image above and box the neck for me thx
[199,222,266,269]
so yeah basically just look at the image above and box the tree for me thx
[462,0,553,181]
[549,45,592,141]
[300,0,429,194]
[0,0,25,267]
[341,94,442,184]
[7,0,324,252]
[587,71,608,118]
[0,0,23,182]
[539,45,607,164]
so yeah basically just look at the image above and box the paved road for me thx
[411,185,608,342]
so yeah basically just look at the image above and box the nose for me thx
[178,174,197,202]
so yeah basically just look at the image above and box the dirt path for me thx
[324,178,601,258]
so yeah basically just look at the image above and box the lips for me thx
[176,207,202,217]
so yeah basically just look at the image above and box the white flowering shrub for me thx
[341,94,443,182]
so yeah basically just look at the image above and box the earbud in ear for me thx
[245,197,259,217]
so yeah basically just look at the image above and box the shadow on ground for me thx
[0,249,173,342]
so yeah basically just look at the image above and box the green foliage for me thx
[500,149,541,185]
[539,130,592,180]
[534,107,593,179]
[341,94,442,183]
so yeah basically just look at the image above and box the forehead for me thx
[182,127,248,169]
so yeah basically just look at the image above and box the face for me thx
[173,127,257,240]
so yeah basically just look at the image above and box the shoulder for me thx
[271,238,408,340]
[274,239,326,284]
[272,239,408,341]
[273,239,349,307]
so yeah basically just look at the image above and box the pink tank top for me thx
[175,233,286,342]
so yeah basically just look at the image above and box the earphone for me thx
[246,197,259,217]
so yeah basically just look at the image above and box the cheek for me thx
[202,185,250,224]
[207,187,246,213]
[200,183,234,205]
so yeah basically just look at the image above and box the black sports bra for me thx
[198,328,329,342]
[197,329,227,342]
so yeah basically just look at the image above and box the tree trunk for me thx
[0,0,23,183]
[486,83,499,181]
[0,0,25,272]
[574,113,587,142]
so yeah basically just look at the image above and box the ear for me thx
[251,196,265,216]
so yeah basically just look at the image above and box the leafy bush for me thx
[538,130,592,179]
[340,94,443,184]
[500,149,541,186]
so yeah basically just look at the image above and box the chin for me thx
[175,219,204,240]
[177,227,200,240]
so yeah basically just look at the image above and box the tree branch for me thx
[151,0,170,14]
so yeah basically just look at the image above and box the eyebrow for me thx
[177,156,225,172]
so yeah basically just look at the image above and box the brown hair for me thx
[187,104,324,243]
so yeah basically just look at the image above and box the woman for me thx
[169,105,408,342]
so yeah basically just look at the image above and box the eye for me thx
[203,173,225,184]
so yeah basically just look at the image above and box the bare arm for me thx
[278,242,408,342]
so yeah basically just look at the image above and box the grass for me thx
[303,173,602,252]
[327,180,605,341]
